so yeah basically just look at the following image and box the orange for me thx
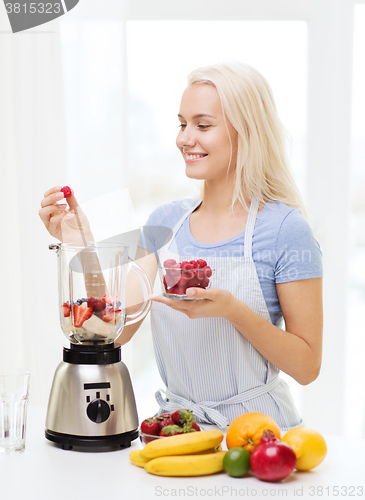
[226,412,281,453]
[282,426,327,471]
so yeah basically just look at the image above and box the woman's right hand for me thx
[39,186,93,244]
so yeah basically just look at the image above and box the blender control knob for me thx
[86,399,111,423]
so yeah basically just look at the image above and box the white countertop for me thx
[1,406,364,500]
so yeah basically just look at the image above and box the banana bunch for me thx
[130,429,226,477]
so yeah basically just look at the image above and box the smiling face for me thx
[176,83,238,184]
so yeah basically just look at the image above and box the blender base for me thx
[45,428,139,451]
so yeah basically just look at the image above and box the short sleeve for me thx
[138,213,157,255]
[137,213,173,257]
[274,209,323,283]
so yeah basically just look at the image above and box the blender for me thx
[45,242,152,450]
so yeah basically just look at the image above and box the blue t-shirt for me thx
[140,198,323,325]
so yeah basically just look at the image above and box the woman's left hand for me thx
[148,288,237,319]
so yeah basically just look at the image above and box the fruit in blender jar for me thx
[103,293,113,306]
[101,304,121,323]
[64,294,121,334]
[62,302,70,317]
[141,418,161,436]
[87,297,105,311]
[73,304,93,327]
[162,259,212,295]
[250,430,297,482]
[75,298,88,305]
[60,186,72,198]
[82,314,114,335]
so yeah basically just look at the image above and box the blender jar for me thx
[50,242,152,345]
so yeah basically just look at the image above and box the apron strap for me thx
[158,198,202,262]
[243,196,260,259]
[155,375,280,429]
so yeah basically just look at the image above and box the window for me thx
[346,4,365,437]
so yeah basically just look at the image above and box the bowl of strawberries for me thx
[139,409,202,444]
[159,259,214,300]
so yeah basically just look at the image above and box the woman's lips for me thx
[184,153,208,163]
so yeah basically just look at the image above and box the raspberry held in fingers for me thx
[61,186,72,198]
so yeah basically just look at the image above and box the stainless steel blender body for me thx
[45,353,139,449]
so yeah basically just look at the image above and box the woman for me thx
[39,62,323,431]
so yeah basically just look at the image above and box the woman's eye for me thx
[178,123,186,129]
[197,125,211,130]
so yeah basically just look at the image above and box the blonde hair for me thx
[187,61,307,218]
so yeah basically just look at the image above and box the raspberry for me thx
[165,272,178,288]
[87,297,105,311]
[61,186,72,198]
[181,263,195,280]
[163,259,177,268]
[196,259,207,269]
[198,276,210,288]
[187,275,201,287]
[203,265,212,278]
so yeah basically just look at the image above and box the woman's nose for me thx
[176,126,196,149]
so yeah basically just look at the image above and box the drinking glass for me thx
[0,369,30,454]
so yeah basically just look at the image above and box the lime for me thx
[223,447,251,478]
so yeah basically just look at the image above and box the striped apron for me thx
[151,197,303,431]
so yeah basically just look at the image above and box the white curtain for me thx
[0,12,71,405]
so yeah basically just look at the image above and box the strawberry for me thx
[183,421,201,433]
[171,409,194,426]
[101,306,121,323]
[156,414,174,430]
[102,293,113,306]
[160,425,184,437]
[140,418,161,436]
[87,297,105,311]
[73,304,92,327]
[62,302,70,317]
[61,186,72,198]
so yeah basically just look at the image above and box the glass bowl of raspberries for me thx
[159,259,214,300]
[139,409,202,444]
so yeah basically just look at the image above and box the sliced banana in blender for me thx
[82,314,113,336]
